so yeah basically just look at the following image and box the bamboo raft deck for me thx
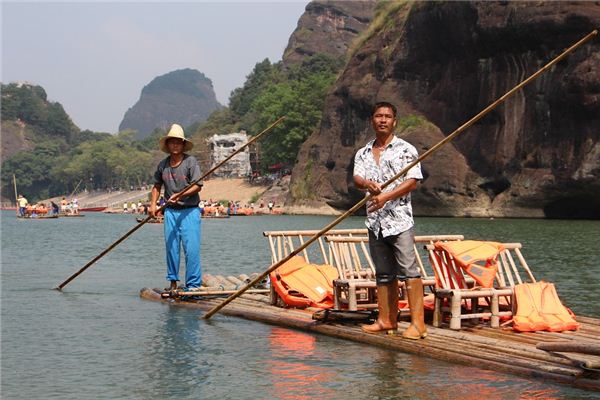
[140,283,600,392]
[16,214,59,219]
[140,230,600,392]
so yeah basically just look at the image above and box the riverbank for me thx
[38,178,341,216]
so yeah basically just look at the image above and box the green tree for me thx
[229,59,278,118]
[2,142,62,201]
[250,70,337,168]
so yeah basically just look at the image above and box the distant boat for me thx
[80,206,106,212]
[202,214,230,219]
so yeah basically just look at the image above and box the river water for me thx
[1,211,598,399]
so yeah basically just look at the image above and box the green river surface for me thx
[1,211,598,399]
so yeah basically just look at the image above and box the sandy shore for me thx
[202,178,341,215]
[200,178,266,205]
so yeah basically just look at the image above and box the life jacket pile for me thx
[433,240,504,288]
[269,256,338,309]
[512,281,580,332]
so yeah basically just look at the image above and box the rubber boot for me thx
[362,280,399,334]
[402,278,428,340]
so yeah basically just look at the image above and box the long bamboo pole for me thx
[55,116,286,290]
[203,29,598,320]
[68,179,83,200]
[13,174,19,216]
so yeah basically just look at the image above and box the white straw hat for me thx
[159,124,194,153]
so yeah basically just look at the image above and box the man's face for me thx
[166,138,185,154]
[371,106,397,136]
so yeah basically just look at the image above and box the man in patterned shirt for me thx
[353,101,427,340]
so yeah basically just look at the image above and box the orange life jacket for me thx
[434,240,504,288]
[270,256,339,309]
[512,281,580,332]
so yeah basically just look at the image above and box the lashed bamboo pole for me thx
[55,116,285,290]
[203,30,598,320]
[162,288,270,297]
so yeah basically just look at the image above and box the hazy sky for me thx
[1,1,309,133]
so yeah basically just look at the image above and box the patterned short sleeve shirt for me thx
[353,135,423,238]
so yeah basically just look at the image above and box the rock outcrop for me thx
[282,0,376,67]
[119,69,222,140]
[289,1,600,219]
[0,120,35,161]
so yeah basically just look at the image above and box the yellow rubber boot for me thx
[362,280,399,334]
[402,278,428,339]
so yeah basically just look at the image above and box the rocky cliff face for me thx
[0,120,35,161]
[282,0,376,66]
[119,69,222,139]
[289,1,600,219]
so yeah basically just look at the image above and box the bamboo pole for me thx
[55,116,285,290]
[13,174,19,216]
[68,179,83,200]
[203,29,597,320]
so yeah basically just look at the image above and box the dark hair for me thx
[371,101,397,118]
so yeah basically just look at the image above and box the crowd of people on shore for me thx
[122,200,150,215]
[117,197,281,218]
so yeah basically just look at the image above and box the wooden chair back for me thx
[325,234,465,282]
[425,241,537,329]
[263,229,368,265]
[426,242,537,290]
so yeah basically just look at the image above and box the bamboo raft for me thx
[136,217,162,224]
[140,283,600,392]
[140,229,600,392]
[16,214,59,219]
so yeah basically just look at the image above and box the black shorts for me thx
[368,227,420,284]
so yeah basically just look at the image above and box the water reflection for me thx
[140,307,208,398]
[266,328,337,399]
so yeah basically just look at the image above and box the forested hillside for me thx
[1,83,158,202]
[189,54,344,171]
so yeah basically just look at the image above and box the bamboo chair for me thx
[262,229,368,305]
[325,234,464,311]
[426,242,537,330]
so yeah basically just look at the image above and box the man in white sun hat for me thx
[150,123,203,291]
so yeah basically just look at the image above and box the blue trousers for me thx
[164,207,201,288]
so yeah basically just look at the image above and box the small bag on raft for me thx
[512,281,580,332]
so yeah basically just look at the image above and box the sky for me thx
[1,1,309,133]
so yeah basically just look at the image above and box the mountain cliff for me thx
[282,0,376,67]
[119,69,222,139]
[288,1,600,219]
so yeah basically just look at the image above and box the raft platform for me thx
[140,283,600,392]
[141,229,600,392]
[16,214,59,219]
